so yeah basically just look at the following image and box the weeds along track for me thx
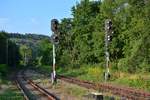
[15,70,59,100]
[58,75,150,100]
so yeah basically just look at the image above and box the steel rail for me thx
[15,80,29,100]
[58,75,150,100]
[27,79,59,100]
[16,70,59,100]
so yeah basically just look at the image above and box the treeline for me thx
[8,33,50,40]
[0,31,52,77]
[57,0,150,73]
[0,31,20,77]
[8,32,52,67]
[0,31,20,66]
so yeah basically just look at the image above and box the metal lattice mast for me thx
[104,19,113,81]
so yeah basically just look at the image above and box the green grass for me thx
[53,80,90,98]
[57,64,105,82]
[57,64,150,92]
[35,64,150,92]
[110,72,150,91]
[63,84,88,97]
[0,64,24,100]
[0,78,9,84]
[0,86,24,100]
[36,65,52,73]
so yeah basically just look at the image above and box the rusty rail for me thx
[27,79,59,100]
[58,75,150,100]
[15,80,29,100]
[16,70,59,100]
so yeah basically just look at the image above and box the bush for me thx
[58,51,73,67]
[0,64,9,77]
[37,65,52,73]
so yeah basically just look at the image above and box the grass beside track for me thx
[34,64,150,92]
[0,65,24,100]
[57,65,150,92]
[0,89,24,100]
[0,81,24,100]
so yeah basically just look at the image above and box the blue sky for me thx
[0,0,79,36]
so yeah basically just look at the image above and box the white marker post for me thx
[52,43,56,84]
[51,19,59,84]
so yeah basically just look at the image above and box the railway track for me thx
[29,69,150,99]
[16,70,59,100]
[58,75,150,100]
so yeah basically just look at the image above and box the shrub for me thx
[0,64,9,77]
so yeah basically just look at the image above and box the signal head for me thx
[51,19,59,33]
[50,34,59,45]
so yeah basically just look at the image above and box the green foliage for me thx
[0,64,8,77]
[0,31,7,64]
[0,88,24,100]
[112,73,150,91]
[37,39,53,65]
[19,45,32,66]
[58,51,72,67]
[79,66,104,82]
[58,0,102,65]
[58,64,104,82]
[56,0,150,73]
[8,33,51,67]
[0,31,21,67]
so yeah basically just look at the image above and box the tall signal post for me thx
[104,19,113,81]
[50,19,59,84]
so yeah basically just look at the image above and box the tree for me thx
[37,39,53,65]
[19,45,32,66]
[0,31,7,64]
[71,0,100,64]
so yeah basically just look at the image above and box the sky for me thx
[0,0,80,36]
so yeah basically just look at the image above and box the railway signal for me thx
[105,19,113,43]
[51,19,59,33]
[50,34,59,45]
[50,19,60,84]
[104,19,114,81]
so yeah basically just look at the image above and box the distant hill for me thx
[7,33,52,61]
[8,33,51,46]
[8,33,50,41]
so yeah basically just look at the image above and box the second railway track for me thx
[58,75,150,100]
[23,69,150,100]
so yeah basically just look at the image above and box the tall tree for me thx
[37,39,53,65]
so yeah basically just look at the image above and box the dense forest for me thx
[56,0,150,73]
